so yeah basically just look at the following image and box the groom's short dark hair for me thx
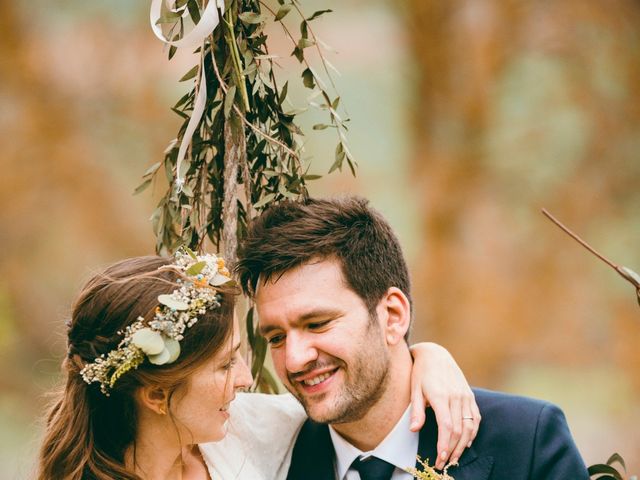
[236,196,412,330]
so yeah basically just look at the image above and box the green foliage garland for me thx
[140,0,355,392]
[139,0,354,258]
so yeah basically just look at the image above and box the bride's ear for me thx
[137,385,170,415]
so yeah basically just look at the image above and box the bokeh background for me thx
[1,0,639,477]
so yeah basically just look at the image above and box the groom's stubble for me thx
[286,316,392,425]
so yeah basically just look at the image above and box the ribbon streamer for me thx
[149,0,226,190]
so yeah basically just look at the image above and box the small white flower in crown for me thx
[80,248,232,395]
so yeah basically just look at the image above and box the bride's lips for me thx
[219,398,233,418]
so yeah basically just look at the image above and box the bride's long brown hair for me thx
[36,256,237,480]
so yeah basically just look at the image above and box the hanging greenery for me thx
[138,0,354,259]
[138,0,355,392]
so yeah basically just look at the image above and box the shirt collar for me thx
[328,407,419,480]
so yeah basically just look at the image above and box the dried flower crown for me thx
[80,248,232,395]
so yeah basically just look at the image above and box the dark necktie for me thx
[350,455,396,480]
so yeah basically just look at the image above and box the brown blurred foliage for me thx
[0,0,167,396]
[402,0,640,467]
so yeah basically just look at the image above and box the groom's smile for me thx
[289,363,340,394]
[256,258,391,424]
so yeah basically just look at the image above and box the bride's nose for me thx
[234,355,253,390]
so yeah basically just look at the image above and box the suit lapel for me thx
[289,410,495,480]
[416,409,494,480]
[287,419,336,480]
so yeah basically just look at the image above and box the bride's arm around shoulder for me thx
[199,392,306,480]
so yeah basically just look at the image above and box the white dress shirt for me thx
[329,407,419,480]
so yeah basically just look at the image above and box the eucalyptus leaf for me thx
[275,4,292,21]
[307,9,333,21]
[157,294,189,311]
[606,453,626,470]
[301,68,315,89]
[238,12,267,24]
[155,11,182,25]
[171,107,190,119]
[246,306,256,346]
[253,193,276,209]
[148,347,172,365]
[278,81,289,105]
[251,334,267,378]
[143,162,162,177]
[260,366,281,394]
[134,178,152,195]
[291,46,304,63]
[131,328,165,355]
[209,272,231,286]
[186,0,201,24]
[179,65,199,82]
[587,464,624,480]
[298,38,315,49]
[164,337,181,363]
[181,183,194,197]
[185,260,206,275]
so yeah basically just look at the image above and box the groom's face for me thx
[256,258,391,424]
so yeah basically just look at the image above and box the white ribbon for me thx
[150,0,226,191]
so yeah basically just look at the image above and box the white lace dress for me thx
[199,392,307,480]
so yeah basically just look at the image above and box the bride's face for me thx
[171,321,253,443]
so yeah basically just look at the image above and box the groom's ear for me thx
[137,385,170,416]
[377,287,411,346]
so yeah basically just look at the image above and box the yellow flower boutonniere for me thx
[405,456,456,480]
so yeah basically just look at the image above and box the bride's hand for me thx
[409,342,480,470]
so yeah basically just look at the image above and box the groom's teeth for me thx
[303,372,332,386]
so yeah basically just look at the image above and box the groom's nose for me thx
[284,332,318,374]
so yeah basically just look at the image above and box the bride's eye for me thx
[222,358,237,370]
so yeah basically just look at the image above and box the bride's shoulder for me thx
[231,392,306,422]
[199,393,306,479]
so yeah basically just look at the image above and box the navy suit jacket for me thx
[286,388,589,480]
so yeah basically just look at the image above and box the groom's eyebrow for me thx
[258,308,341,336]
[298,308,341,322]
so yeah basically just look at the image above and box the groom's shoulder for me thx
[471,387,571,438]
[472,387,553,412]
[467,389,588,478]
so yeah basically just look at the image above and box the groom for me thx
[236,196,589,480]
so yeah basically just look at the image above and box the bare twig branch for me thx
[542,208,640,293]
[541,208,618,269]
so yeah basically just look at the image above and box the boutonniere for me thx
[405,456,457,480]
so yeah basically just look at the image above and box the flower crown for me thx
[80,248,232,395]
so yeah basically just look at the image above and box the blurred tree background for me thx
[0,0,638,478]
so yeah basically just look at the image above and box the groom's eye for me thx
[308,320,330,330]
[266,334,285,347]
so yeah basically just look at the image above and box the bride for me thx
[37,250,478,479]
